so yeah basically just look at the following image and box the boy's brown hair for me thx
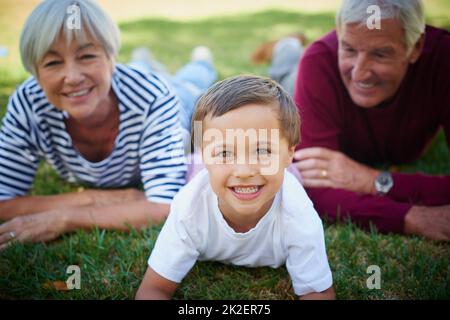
[191,75,300,148]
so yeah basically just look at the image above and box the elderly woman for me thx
[0,0,190,248]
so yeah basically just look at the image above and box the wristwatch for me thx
[374,171,394,195]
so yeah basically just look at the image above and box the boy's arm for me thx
[136,267,179,300]
[299,286,336,300]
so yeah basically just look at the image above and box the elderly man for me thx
[293,0,450,241]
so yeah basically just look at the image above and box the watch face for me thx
[375,172,393,194]
[379,174,389,184]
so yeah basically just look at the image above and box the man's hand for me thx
[294,147,379,194]
[404,205,450,241]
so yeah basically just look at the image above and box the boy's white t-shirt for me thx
[148,169,333,296]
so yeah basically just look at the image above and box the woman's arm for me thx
[0,193,170,248]
[0,188,147,221]
[64,197,169,232]
[0,192,92,220]
[136,267,179,300]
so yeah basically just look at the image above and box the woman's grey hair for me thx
[336,0,425,54]
[20,0,121,77]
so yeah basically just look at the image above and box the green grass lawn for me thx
[0,9,449,300]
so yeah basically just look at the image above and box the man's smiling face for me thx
[338,18,422,108]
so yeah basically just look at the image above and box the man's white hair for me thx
[20,0,121,77]
[336,0,425,54]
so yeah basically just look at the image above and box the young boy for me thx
[136,75,335,300]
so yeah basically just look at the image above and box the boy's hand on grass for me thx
[0,209,70,250]
[135,267,178,300]
[299,286,336,300]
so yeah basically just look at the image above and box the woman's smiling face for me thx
[36,32,114,122]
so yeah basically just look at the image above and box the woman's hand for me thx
[0,209,70,250]
[294,147,379,194]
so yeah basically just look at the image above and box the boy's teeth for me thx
[67,89,90,97]
[233,186,259,194]
[357,82,375,89]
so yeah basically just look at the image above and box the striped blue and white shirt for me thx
[0,64,187,203]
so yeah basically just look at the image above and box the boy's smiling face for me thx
[202,103,295,232]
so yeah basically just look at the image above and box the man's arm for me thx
[294,147,450,206]
[136,267,179,300]
[303,185,450,240]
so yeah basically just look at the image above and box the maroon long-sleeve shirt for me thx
[294,26,450,234]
